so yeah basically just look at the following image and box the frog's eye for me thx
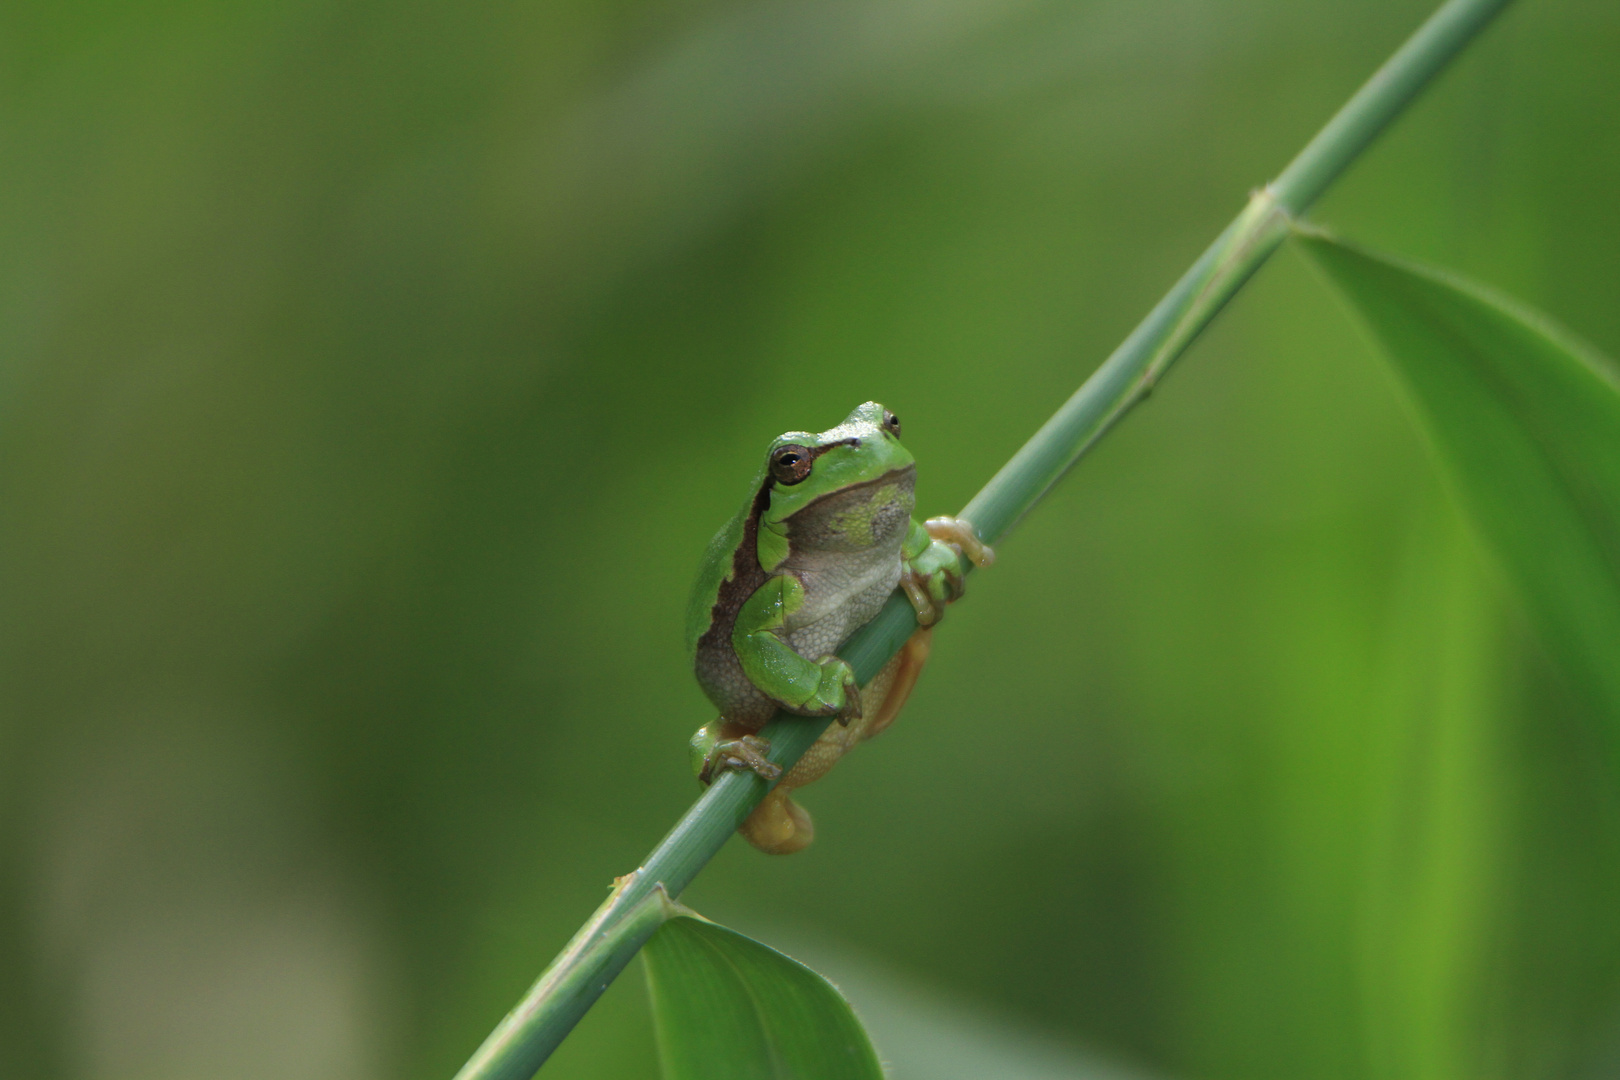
[882,410,902,438]
[770,444,814,485]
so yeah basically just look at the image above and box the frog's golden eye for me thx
[770,444,814,485]
[882,410,901,438]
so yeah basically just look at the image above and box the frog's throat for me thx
[758,465,916,571]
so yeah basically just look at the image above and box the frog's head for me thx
[758,401,914,528]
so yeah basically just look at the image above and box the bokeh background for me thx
[4,0,1619,1077]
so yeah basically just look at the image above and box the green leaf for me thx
[642,915,884,1080]
[1297,231,1620,729]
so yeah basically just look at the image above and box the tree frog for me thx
[685,401,993,854]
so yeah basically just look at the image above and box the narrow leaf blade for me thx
[643,916,884,1080]
[1298,232,1620,728]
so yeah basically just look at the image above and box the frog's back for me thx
[685,468,769,655]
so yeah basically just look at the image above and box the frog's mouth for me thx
[788,464,916,514]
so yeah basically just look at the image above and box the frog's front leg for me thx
[732,573,862,722]
[899,516,995,626]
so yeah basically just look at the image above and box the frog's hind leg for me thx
[736,628,934,855]
[740,788,815,854]
[736,705,861,854]
[862,626,932,741]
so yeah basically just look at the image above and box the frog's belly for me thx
[783,556,901,661]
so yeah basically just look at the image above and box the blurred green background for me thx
[4,0,1619,1078]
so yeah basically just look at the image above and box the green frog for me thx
[685,402,992,853]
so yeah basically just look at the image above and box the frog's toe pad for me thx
[900,573,944,627]
[700,735,782,785]
[741,789,814,854]
[925,516,995,568]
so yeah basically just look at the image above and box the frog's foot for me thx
[696,732,782,786]
[740,788,815,854]
[925,516,995,568]
[902,517,995,625]
[807,655,861,726]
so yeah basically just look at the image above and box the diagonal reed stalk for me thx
[453,0,1516,1076]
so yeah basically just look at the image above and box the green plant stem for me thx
[960,0,1517,540]
[454,878,679,1080]
[452,1,1514,1076]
